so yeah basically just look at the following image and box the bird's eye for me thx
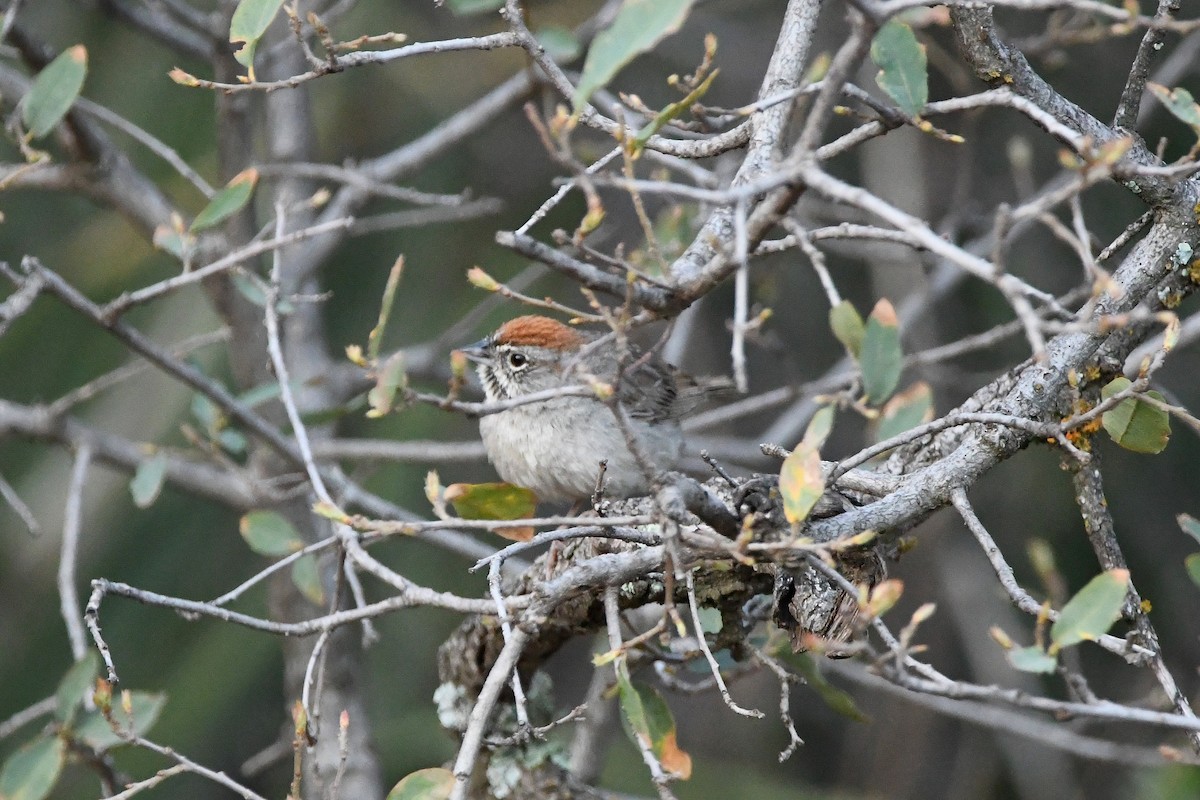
[506,351,528,370]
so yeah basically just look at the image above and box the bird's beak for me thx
[456,339,490,365]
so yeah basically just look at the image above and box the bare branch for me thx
[179,32,523,93]
[59,444,92,661]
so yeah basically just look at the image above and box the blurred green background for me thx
[2,1,1200,798]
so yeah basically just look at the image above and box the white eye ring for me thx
[506,351,529,370]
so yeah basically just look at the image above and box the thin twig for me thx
[602,586,678,800]
[1113,0,1180,129]
[0,696,56,741]
[341,560,380,646]
[47,329,231,417]
[90,577,516,644]
[77,97,215,198]
[730,201,751,393]
[951,488,1150,663]
[448,622,532,800]
[329,711,351,799]
[470,525,660,572]
[827,659,1199,767]
[300,628,332,737]
[179,32,524,93]
[828,411,1078,483]
[684,569,763,718]
[752,648,804,762]
[117,734,268,800]
[104,216,354,318]
[0,471,39,536]
[355,513,654,538]
[517,147,621,236]
[210,537,339,607]
[1069,459,1200,751]
[102,764,190,799]
[59,445,93,661]
[255,162,473,206]
[489,557,530,730]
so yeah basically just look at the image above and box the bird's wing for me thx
[618,358,680,423]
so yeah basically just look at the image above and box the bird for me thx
[458,315,685,504]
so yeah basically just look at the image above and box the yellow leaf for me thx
[989,625,1014,649]
[779,442,823,526]
[864,578,904,617]
[311,501,348,522]
[168,67,200,87]
[779,406,834,525]
[424,471,442,508]
[444,483,538,540]
[466,266,499,291]
[345,344,366,366]
[656,728,693,780]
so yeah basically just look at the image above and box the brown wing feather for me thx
[619,358,680,423]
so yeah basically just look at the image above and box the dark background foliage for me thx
[2,1,1200,798]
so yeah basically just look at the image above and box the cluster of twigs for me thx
[3,0,1200,799]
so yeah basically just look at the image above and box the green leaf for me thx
[74,691,165,751]
[385,767,455,800]
[801,403,835,448]
[22,45,88,139]
[1147,83,1200,132]
[635,683,692,779]
[191,393,221,431]
[788,651,869,722]
[633,69,718,151]
[829,300,865,358]
[237,380,283,409]
[444,482,538,521]
[615,667,648,739]
[572,0,696,112]
[444,482,537,541]
[368,256,404,363]
[230,0,285,77]
[616,666,692,779]
[1100,377,1170,454]
[871,21,927,117]
[444,0,503,14]
[542,26,583,63]
[697,606,722,635]
[779,406,834,526]
[217,428,247,455]
[152,224,195,260]
[190,168,258,232]
[1007,645,1057,674]
[876,381,934,443]
[1186,553,1200,589]
[638,204,696,268]
[129,454,168,509]
[291,554,326,605]
[231,272,267,306]
[1178,514,1200,548]
[0,736,65,800]
[239,510,304,556]
[228,273,296,313]
[1050,568,1129,649]
[55,653,99,726]
[536,26,581,62]
[365,352,407,418]
[1026,539,1059,589]
[859,299,902,406]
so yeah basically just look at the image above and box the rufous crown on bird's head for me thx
[492,315,585,351]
